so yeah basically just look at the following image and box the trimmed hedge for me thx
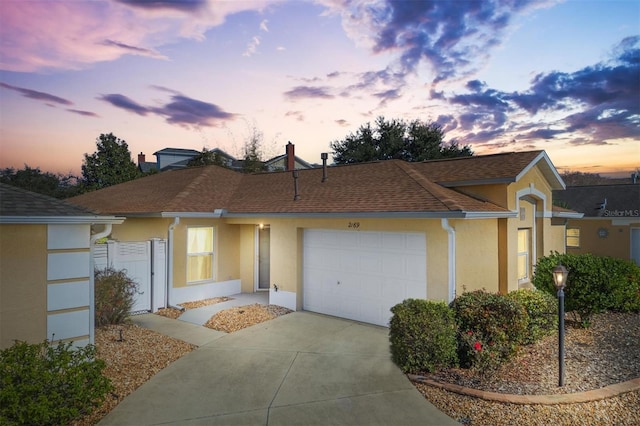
[533,252,640,326]
[506,289,558,344]
[389,299,459,374]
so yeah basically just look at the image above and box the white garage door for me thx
[303,229,427,326]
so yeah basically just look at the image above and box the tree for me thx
[0,165,81,198]
[330,116,473,164]
[81,133,140,191]
[241,127,266,173]
[187,148,226,168]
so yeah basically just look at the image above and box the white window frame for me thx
[566,228,580,248]
[517,228,531,283]
[186,226,214,284]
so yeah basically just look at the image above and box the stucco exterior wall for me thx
[566,218,638,260]
[109,217,171,241]
[0,225,48,349]
[451,219,500,294]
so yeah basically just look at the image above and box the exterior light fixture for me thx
[552,264,569,387]
[259,223,264,230]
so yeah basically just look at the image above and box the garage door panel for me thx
[406,255,427,279]
[359,253,383,274]
[359,232,382,248]
[303,229,427,326]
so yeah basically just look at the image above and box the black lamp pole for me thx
[553,264,568,387]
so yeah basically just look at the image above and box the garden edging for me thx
[408,374,640,405]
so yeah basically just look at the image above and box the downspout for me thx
[441,219,456,302]
[167,217,184,311]
[91,223,113,244]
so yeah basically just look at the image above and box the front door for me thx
[257,226,270,290]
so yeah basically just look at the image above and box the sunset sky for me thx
[0,0,638,178]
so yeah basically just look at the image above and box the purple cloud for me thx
[99,94,149,116]
[156,95,236,126]
[284,86,334,100]
[115,0,206,12]
[101,40,166,59]
[334,0,548,84]
[67,109,99,117]
[447,36,640,146]
[100,90,236,128]
[0,82,72,105]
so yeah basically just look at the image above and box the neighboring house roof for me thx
[264,154,313,171]
[553,184,640,218]
[415,150,565,190]
[153,148,201,156]
[69,151,565,218]
[138,161,157,173]
[0,183,122,224]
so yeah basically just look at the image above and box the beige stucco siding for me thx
[109,217,171,241]
[452,219,500,294]
[0,225,48,349]
[239,225,257,293]
[566,218,639,260]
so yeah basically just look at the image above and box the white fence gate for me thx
[93,239,167,312]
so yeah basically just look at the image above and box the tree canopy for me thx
[187,148,227,168]
[82,133,140,191]
[330,116,473,164]
[0,165,81,199]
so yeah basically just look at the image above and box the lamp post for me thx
[553,264,568,387]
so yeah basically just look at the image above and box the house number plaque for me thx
[348,222,360,229]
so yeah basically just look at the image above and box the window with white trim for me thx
[187,227,214,283]
[566,228,580,248]
[517,228,531,282]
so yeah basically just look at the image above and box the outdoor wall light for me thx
[552,264,569,387]
[259,223,264,230]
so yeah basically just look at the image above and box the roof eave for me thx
[515,151,566,190]
[0,216,125,225]
[223,210,515,219]
[552,212,585,219]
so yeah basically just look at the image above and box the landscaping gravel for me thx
[414,312,640,425]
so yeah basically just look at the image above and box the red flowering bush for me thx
[451,290,528,375]
[458,329,504,375]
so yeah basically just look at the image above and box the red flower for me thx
[467,331,473,335]
[474,341,482,351]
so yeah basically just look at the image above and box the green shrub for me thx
[506,289,558,344]
[0,340,112,425]
[95,267,140,326]
[450,290,528,372]
[533,252,640,326]
[389,299,459,374]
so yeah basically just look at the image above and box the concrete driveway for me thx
[99,311,458,425]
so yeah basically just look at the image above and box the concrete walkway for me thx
[102,311,458,425]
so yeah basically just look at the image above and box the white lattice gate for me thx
[93,239,167,312]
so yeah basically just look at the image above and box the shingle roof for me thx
[553,184,640,217]
[0,183,98,217]
[224,160,507,214]
[414,150,564,189]
[69,166,244,215]
[71,153,564,216]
